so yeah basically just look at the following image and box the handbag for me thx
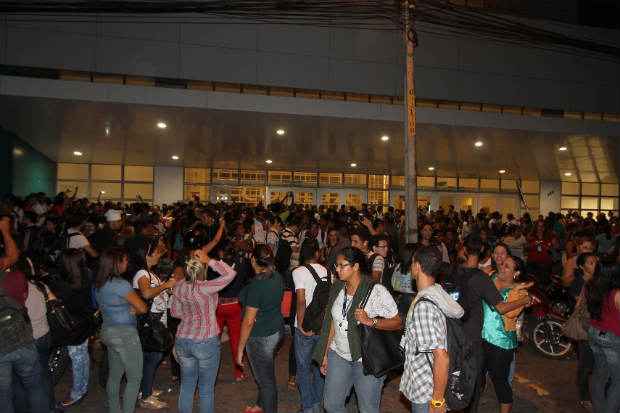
[36,282,95,347]
[562,291,590,341]
[281,290,293,318]
[358,283,405,377]
[137,311,174,353]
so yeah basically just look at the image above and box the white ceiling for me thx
[1,95,618,182]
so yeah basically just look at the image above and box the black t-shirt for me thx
[455,267,502,342]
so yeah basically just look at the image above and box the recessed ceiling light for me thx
[265,159,273,164]
[381,135,390,142]
[276,128,286,136]
[499,169,506,174]
[171,155,179,160]
[104,123,111,137]
[157,121,167,129]
[350,162,357,168]
[73,151,83,156]
[558,146,568,151]
[474,140,484,148]
[13,148,23,156]
[428,166,435,171]
[564,172,573,177]
[100,190,106,195]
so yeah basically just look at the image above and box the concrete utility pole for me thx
[404,1,418,243]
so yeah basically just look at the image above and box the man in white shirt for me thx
[66,214,98,258]
[293,241,328,413]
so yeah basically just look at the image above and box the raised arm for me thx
[0,217,19,270]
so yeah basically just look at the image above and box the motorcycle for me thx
[522,277,576,359]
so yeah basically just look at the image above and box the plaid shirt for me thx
[400,296,447,404]
[170,260,236,340]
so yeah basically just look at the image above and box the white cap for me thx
[104,209,122,222]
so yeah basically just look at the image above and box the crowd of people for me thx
[0,189,619,413]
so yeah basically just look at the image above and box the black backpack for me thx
[368,254,398,295]
[414,297,477,411]
[275,237,292,275]
[0,282,33,355]
[301,264,331,334]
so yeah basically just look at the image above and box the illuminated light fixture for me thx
[104,123,111,137]
[171,155,179,160]
[381,135,390,142]
[558,146,568,151]
[265,159,273,164]
[428,166,435,171]
[100,190,106,195]
[499,169,506,174]
[13,148,24,156]
[73,151,83,156]
[350,162,357,168]
[276,128,286,136]
[564,172,573,177]
[474,140,484,148]
[157,121,167,129]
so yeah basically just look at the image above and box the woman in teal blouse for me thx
[482,255,530,413]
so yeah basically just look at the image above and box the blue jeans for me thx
[13,333,55,412]
[246,329,284,413]
[101,325,143,413]
[294,329,324,412]
[175,336,221,413]
[411,403,429,413]
[141,351,164,398]
[0,342,48,413]
[323,350,385,413]
[588,327,620,413]
[67,339,90,401]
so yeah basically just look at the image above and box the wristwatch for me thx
[371,318,379,328]
[430,399,446,408]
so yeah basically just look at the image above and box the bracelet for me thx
[430,399,445,408]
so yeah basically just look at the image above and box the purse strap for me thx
[359,282,377,310]
[34,281,51,303]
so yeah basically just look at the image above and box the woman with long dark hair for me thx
[312,247,401,413]
[131,236,176,409]
[237,244,284,413]
[586,266,620,413]
[96,248,148,413]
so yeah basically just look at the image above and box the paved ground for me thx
[55,333,586,413]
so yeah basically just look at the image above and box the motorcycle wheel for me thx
[530,319,573,359]
[49,346,69,386]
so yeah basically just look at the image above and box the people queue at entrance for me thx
[0,191,619,413]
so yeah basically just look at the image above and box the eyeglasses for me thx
[376,244,388,249]
[335,262,352,269]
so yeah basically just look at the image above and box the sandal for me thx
[235,373,248,382]
[287,376,296,389]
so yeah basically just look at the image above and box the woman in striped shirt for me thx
[170,240,237,413]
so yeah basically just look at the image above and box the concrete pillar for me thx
[154,166,183,205]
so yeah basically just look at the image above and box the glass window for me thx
[368,174,389,189]
[480,179,499,191]
[521,180,540,194]
[417,176,434,188]
[601,197,619,211]
[601,183,619,197]
[561,196,579,209]
[124,165,153,182]
[319,173,342,186]
[240,187,264,205]
[297,192,315,205]
[458,178,478,190]
[523,195,540,211]
[346,193,363,208]
[57,181,89,198]
[185,168,210,184]
[58,163,88,180]
[343,174,366,186]
[184,185,209,201]
[562,182,579,195]
[321,192,340,207]
[268,171,292,185]
[391,176,405,188]
[212,169,239,183]
[581,183,600,196]
[436,177,457,189]
[580,197,598,210]
[90,182,122,199]
[270,191,287,203]
[240,170,265,185]
[91,164,121,181]
[124,183,154,200]
[501,179,517,192]
[581,210,598,218]
[368,190,389,205]
[293,172,317,186]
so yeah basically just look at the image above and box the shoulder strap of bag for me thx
[359,282,377,310]
[304,264,323,284]
[34,281,50,303]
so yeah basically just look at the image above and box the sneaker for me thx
[139,395,168,410]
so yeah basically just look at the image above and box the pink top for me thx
[591,289,620,337]
[170,260,236,341]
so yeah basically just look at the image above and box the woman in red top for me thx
[586,272,620,413]
[526,222,553,282]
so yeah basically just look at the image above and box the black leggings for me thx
[483,340,515,404]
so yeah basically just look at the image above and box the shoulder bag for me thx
[562,291,590,341]
[358,283,405,377]
[135,272,174,353]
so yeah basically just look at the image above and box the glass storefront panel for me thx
[602,183,619,197]
[368,190,389,205]
[561,196,579,210]
[124,165,153,182]
[417,176,435,189]
[184,185,209,201]
[581,183,600,196]
[319,173,342,186]
[580,197,598,210]
[57,181,89,198]
[185,168,210,184]
[459,178,478,190]
[293,172,317,186]
[562,182,579,195]
[124,183,154,200]
[436,177,457,189]
[58,163,89,180]
[346,193,363,209]
[368,174,389,189]
[601,197,619,211]
[92,164,121,181]
[521,180,540,194]
[501,179,517,192]
[480,179,499,191]
[321,192,340,207]
[391,176,405,189]
[343,174,366,187]
[268,171,292,185]
[90,182,122,199]
[297,191,315,205]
